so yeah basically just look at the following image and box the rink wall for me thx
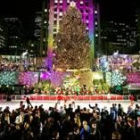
[0,94,124,101]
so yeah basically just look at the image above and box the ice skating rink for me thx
[0,100,138,113]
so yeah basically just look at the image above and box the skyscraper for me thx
[135,9,140,52]
[4,17,25,55]
[34,1,49,57]
[101,21,137,55]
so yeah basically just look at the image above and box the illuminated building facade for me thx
[47,0,100,65]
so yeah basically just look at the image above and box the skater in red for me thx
[129,94,135,106]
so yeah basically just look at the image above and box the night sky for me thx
[0,0,41,28]
[99,0,140,22]
[0,0,139,30]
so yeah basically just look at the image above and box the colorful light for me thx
[126,72,140,83]
[111,71,126,86]
[106,72,112,86]
[18,72,39,87]
[0,72,18,85]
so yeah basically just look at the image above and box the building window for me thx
[54,20,57,25]
[80,1,83,5]
[86,16,88,20]
[54,11,57,14]
[95,34,98,37]
[86,23,89,27]
[54,14,57,18]
[44,21,47,24]
[59,12,63,16]
[53,28,57,32]
[95,10,98,14]
[54,0,58,3]
[86,10,89,13]
[60,8,63,12]
[59,17,62,20]
[54,2,57,6]
[80,9,83,13]
[53,34,56,38]
[43,38,46,42]
[95,21,98,25]
[85,2,89,6]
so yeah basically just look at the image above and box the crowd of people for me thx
[0,98,139,140]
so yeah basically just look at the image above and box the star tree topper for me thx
[70,1,76,7]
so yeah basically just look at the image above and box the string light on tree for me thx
[70,1,76,7]
[53,2,91,70]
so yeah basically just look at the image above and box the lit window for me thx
[95,10,98,14]
[60,0,63,3]
[95,21,98,25]
[44,9,47,12]
[54,14,57,18]
[67,0,70,3]
[95,34,98,37]
[44,21,47,24]
[85,2,88,6]
[86,20,89,23]
[43,51,45,54]
[86,23,89,27]
[80,1,83,4]
[59,12,63,16]
[55,0,58,3]
[43,38,46,42]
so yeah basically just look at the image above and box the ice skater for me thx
[25,96,33,108]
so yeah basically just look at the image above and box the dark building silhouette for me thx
[4,17,25,55]
[101,21,137,55]
[0,18,7,54]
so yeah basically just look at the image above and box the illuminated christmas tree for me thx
[53,2,91,70]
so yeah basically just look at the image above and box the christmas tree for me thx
[53,2,91,70]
